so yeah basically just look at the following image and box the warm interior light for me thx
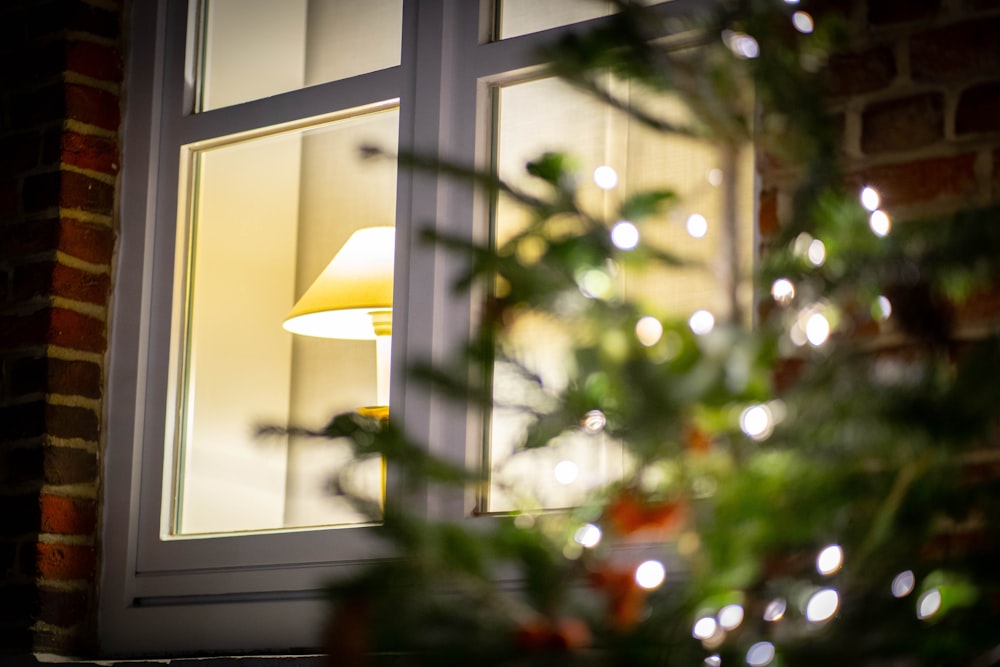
[283,226,395,406]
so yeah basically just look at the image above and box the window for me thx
[103,0,747,655]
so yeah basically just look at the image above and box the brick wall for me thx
[0,0,122,658]
[761,0,1000,292]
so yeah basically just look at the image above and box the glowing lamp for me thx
[282,226,395,408]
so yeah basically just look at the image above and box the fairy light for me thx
[635,560,666,589]
[807,239,826,266]
[874,295,892,321]
[817,544,844,575]
[892,570,915,598]
[792,11,814,33]
[746,642,776,667]
[763,598,786,622]
[689,310,715,335]
[573,523,602,548]
[717,604,744,630]
[611,221,640,249]
[636,316,664,347]
[771,278,796,305]
[740,404,774,440]
[724,31,760,59]
[582,409,607,433]
[869,210,891,237]
[805,588,839,622]
[917,588,942,619]
[593,165,618,190]
[860,186,880,212]
[686,213,709,238]
[705,655,721,667]
[805,311,831,346]
[692,616,718,640]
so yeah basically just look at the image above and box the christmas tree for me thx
[302,2,1000,665]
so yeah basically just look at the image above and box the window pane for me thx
[485,76,753,512]
[495,0,671,40]
[171,108,398,535]
[197,0,403,112]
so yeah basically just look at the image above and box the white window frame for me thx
[101,0,705,655]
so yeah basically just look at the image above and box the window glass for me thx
[485,76,753,512]
[495,0,671,40]
[170,108,398,535]
[197,0,403,111]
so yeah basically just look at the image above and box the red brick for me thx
[862,93,944,154]
[49,307,106,352]
[869,0,939,25]
[66,40,122,83]
[47,358,103,399]
[52,263,111,305]
[65,83,120,131]
[43,447,97,486]
[37,588,90,628]
[36,542,95,580]
[955,82,1000,135]
[45,404,99,442]
[823,46,897,98]
[7,218,115,265]
[848,154,978,208]
[59,170,115,214]
[910,18,1000,82]
[59,131,119,174]
[39,494,96,535]
[758,188,779,237]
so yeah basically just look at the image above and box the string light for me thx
[573,523,602,548]
[593,165,618,189]
[705,655,721,667]
[636,316,664,346]
[805,311,831,346]
[763,598,786,622]
[792,11,814,33]
[723,30,760,59]
[635,560,666,589]
[692,616,718,640]
[740,404,774,440]
[690,310,715,335]
[717,604,744,630]
[816,544,844,575]
[917,588,942,619]
[805,588,839,622]
[746,642,776,667]
[771,278,796,305]
[553,460,579,485]
[807,239,826,266]
[869,210,891,237]
[611,221,640,249]
[874,295,892,321]
[582,409,607,433]
[686,213,709,238]
[892,570,915,598]
[860,186,880,212]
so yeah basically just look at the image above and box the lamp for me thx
[282,226,395,410]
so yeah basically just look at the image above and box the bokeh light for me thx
[807,239,826,266]
[860,186,880,211]
[917,588,942,620]
[805,588,839,622]
[686,213,709,238]
[690,310,715,335]
[708,168,723,186]
[746,641,776,667]
[579,269,613,299]
[718,604,744,630]
[611,220,640,249]
[692,616,718,640]
[806,312,831,346]
[582,409,607,433]
[593,165,618,190]
[573,523,602,548]
[892,570,915,598]
[763,598,786,622]
[636,316,664,347]
[869,210,891,237]
[771,278,796,305]
[705,655,721,667]
[740,404,774,440]
[817,544,844,575]
[792,11,814,33]
[874,295,892,321]
[553,460,579,485]
[635,560,666,589]
[726,31,760,59]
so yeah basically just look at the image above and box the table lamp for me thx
[282,226,395,413]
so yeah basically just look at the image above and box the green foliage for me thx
[309,2,1000,665]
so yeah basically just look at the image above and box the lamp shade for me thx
[282,226,395,340]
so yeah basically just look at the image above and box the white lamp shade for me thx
[282,226,395,340]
